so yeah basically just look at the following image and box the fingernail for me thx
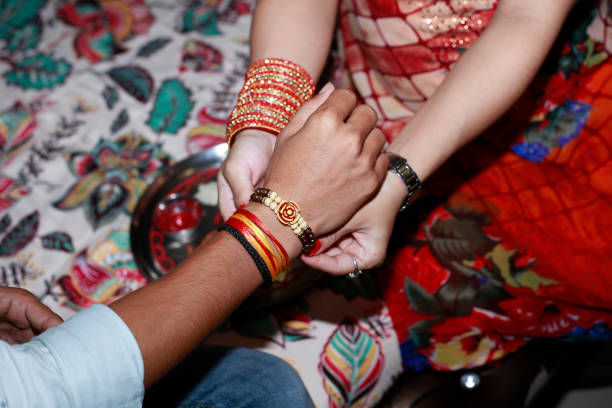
[304,239,322,257]
[318,82,334,95]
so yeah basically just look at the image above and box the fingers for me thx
[362,128,387,163]
[224,166,254,209]
[374,151,390,184]
[27,306,63,333]
[346,104,378,140]
[0,287,63,342]
[0,322,33,344]
[303,89,358,132]
[301,250,356,275]
[22,293,63,334]
[217,168,237,220]
[281,83,335,137]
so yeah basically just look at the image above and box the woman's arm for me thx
[218,0,340,219]
[388,0,577,182]
[250,0,338,79]
[304,0,578,274]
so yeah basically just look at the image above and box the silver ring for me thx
[348,256,363,278]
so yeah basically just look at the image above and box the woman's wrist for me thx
[232,128,277,147]
[380,171,410,212]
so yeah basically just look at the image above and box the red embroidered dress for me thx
[339,0,612,370]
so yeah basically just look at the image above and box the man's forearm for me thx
[387,0,577,183]
[109,203,302,387]
[250,0,339,80]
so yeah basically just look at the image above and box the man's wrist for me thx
[243,202,303,260]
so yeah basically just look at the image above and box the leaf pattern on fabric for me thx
[404,275,442,316]
[110,109,129,133]
[137,37,172,57]
[185,107,226,154]
[4,53,71,90]
[177,2,221,35]
[57,229,146,311]
[0,176,29,211]
[0,214,10,235]
[41,232,75,253]
[320,319,384,408]
[57,0,154,63]
[102,86,119,109]
[428,217,499,263]
[69,249,120,303]
[280,312,315,341]
[56,275,94,310]
[54,133,171,228]
[0,0,45,41]
[0,101,36,164]
[147,78,194,134]
[181,39,223,72]
[5,19,41,51]
[487,245,557,291]
[0,211,38,256]
[107,65,154,103]
[512,100,591,162]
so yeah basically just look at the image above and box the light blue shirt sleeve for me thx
[0,304,144,408]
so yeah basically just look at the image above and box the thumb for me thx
[281,82,335,137]
[222,162,257,211]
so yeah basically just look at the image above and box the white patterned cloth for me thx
[0,1,401,406]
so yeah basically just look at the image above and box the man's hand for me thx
[265,88,389,237]
[217,84,338,220]
[0,286,63,344]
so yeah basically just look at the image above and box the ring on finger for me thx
[348,256,363,279]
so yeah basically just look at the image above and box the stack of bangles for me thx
[226,58,316,147]
[220,188,315,285]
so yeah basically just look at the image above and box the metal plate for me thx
[130,143,322,309]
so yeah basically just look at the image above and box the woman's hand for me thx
[0,286,63,344]
[300,172,405,274]
[218,129,276,220]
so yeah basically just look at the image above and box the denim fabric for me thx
[144,346,314,408]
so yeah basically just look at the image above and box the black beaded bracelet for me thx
[218,225,272,287]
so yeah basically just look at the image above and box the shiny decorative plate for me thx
[130,143,322,309]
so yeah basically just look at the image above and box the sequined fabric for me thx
[339,0,497,136]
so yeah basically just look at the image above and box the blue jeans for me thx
[144,346,314,408]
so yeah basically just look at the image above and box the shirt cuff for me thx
[34,304,144,408]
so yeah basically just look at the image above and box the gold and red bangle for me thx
[250,188,315,254]
[224,208,289,281]
[226,58,316,147]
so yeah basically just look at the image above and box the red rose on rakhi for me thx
[277,201,300,225]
